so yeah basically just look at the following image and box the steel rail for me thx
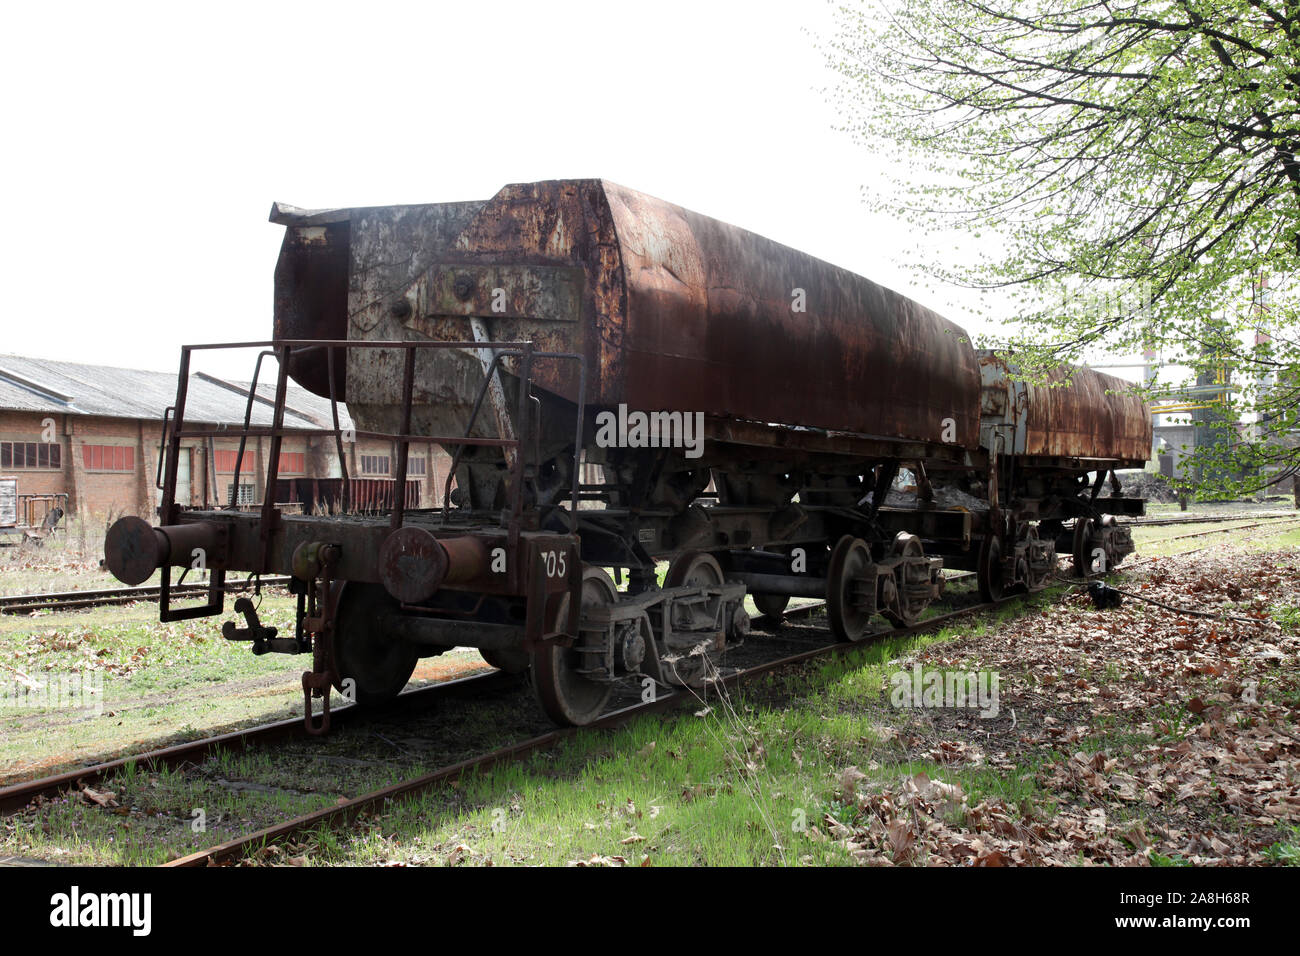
[0,577,293,615]
[164,594,1017,867]
[0,668,515,815]
[1131,517,1300,547]
[1121,511,1298,528]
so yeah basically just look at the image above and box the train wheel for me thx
[332,582,419,706]
[883,532,925,628]
[977,534,1005,602]
[827,535,872,642]
[752,593,790,620]
[1023,526,1051,592]
[480,647,529,674]
[530,566,617,726]
[1071,518,1095,577]
[664,550,725,589]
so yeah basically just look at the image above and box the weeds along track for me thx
[0,669,516,815]
[152,525,1300,868]
[1121,510,1298,528]
[1128,516,1300,554]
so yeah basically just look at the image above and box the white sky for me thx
[0,0,1092,382]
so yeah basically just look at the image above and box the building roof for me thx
[0,353,354,431]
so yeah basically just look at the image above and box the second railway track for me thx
[0,576,292,615]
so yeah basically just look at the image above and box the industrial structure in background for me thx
[1138,276,1297,499]
[1092,348,1235,486]
[0,353,453,533]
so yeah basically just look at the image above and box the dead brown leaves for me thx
[836,544,1300,866]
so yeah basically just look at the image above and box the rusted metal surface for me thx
[270,200,487,399]
[271,180,983,453]
[604,182,981,448]
[105,338,570,628]
[979,352,1152,464]
[378,529,488,604]
[104,517,226,587]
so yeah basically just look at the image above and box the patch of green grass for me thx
[1263,826,1300,866]
[1274,605,1300,634]
[1129,515,1300,559]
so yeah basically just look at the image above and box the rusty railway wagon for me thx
[103,179,1151,729]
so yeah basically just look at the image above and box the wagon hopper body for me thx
[104,179,1150,728]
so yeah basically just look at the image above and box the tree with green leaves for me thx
[824,1,1300,498]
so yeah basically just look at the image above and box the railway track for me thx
[155,520,1300,867]
[0,666,514,814]
[0,576,292,615]
[163,594,1015,867]
[1121,510,1298,528]
[1129,516,1300,550]
[0,588,1004,867]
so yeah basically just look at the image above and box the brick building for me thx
[0,353,453,525]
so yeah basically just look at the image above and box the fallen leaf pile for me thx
[834,543,1300,865]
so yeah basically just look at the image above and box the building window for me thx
[81,444,133,472]
[360,454,390,476]
[2,441,61,470]
[230,483,256,505]
[214,450,256,473]
[407,456,426,476]
[277,451,305,475]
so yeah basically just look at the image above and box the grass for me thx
[291,609,1047,867]
[0,594,492,786]
[0,595,303,782]
[1144,498,1294,516]
[1128,516,1300,559]
[1263,826,1300,866]
[9,754,328,866]
[0,513,140,594]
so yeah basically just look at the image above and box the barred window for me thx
[277,451,305,475]
[81,444,132,472]
[360,454,390,476]
[231,483,256,505]
[2,441,61,470]
[214,450,256,473]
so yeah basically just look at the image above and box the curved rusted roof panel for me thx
[602,181,981,448]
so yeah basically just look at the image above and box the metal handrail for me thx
[159,338,586,539]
